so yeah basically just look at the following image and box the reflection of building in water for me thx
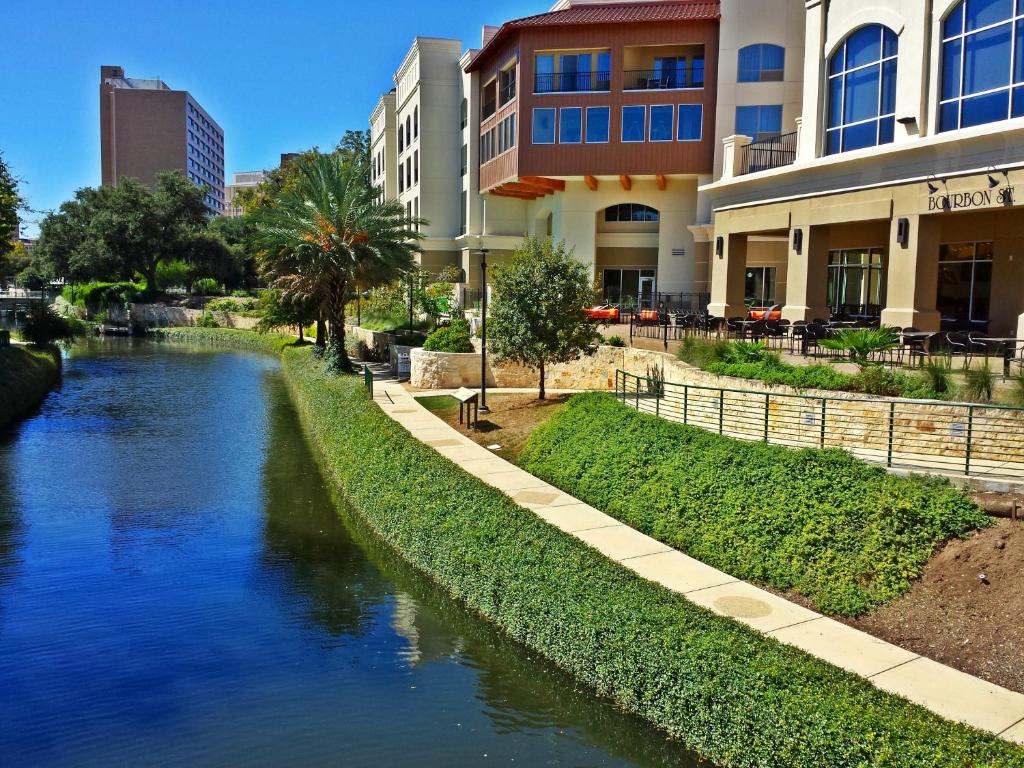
[390,591,461,666]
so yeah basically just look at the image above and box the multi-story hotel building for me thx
[224,171,267,218]
[100,66,225,214]
[702,0,1024,339]
[371,90,399,202]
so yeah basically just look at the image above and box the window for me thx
[533,108,556,144]
[937,241,993,326]
[460,191,467,235]
[482,79,497,120]
[414,150,419,184]
[559,107,582,143]
[500,65,517,105]
[738,44,786,82]
[398,125,404,153]
[745,267,777,306]
[940,0,1024,131]
[827,249,885,317]
[678,104,703,140]
[461,144,468,176]
[406,157,411,188]
[650,105,674,141]
[605,204,659,223]
[736,104,783,142]
[509,113,516,148]
[535,51,610,92]
[535,54,555,92]
[826,25,898,154]
[601,268,656,306]
[586,106,610,142]
[460,98,468,129]
[406,116,412,144]
[622,106,646,142]
[559,53,591,92]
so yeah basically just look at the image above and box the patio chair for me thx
[899,327,927,367]
[763,319,786,349]
[945,331,973,370]
[725,316,745,338]
[801,322,829,357]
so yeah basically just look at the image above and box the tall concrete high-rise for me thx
[100,65,225,213]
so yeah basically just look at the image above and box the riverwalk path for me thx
[371,379,1024,745]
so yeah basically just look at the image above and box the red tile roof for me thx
[466,1,721,71]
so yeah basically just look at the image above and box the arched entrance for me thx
[596,203,660,310]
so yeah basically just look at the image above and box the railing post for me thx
[663,321,668,351]
[965,406,974,476]
[655,383,661,417]
[364,364,373,399]
[764,393,770,442]
[820,400,827,449]
[629,314,634,344]
[683,385,689,425]
[636,374,641,411]
[887,401,895,468]
[719,389,725,435]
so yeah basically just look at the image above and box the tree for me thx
[256,289,317,342]
[489,238,601,400]
[251,151,424,373]
[0,151,23,264]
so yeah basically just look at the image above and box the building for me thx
[224,171,267,218]
[100,65,225,214]
[702,0,1024,339]
[371,90,399,202]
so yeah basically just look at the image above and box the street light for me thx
[476,245,490,413]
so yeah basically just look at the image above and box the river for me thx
[0,341,704,767]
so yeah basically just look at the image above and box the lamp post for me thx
[408,271,414,334]
[476,246,490,413]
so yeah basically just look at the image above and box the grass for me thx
[519,392,989,617]
[149,326,301,354]
[0,345,62,431]
[356,309,430,333]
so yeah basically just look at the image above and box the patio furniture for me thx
[763,319,787,349]
[945,331,973,369]
[899,328,932,367]
[801,322,830,357]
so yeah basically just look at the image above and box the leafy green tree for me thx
[256,289,317,342]
[489,238,601,400]
[252,151,424,372]
[0,151,23,264]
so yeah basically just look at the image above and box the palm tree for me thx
[252,152,423,372]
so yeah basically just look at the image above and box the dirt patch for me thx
[841,519,1024,693]
[417,393,570,464]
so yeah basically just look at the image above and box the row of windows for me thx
[398,150,419,193]
[531,104,703,145]
[398,107,419,153]
[480,114,516,164]
[186,103,222,144]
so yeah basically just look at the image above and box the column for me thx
[560,208,597,286]
[782,225,831,322]
[708,233,748,318]
[879,214,941,331]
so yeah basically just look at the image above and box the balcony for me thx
[534,70,611,94]
[741,131,797,175]
[623,67,704,91]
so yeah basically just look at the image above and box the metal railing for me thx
[534,71,611,93]
[460,287,483,313]
[741,131,798,174]
[656,292,710,314]
[623,68,704,90]
[615,370,1024,481]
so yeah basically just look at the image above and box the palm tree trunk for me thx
[325,281,352,374]
[316,314,326,348]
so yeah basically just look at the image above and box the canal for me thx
[0,341,704,767]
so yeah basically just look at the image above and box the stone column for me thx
[720,135,753,181]
[707,233,748,318]
[782,225,831,321]
[879,214,941,331]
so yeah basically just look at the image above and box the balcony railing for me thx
[500,82,516,104]
[623,68,704,90]
[741,131,798,175]
[534,71,611,93]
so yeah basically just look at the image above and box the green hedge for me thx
[423,318,474,353]
[0,346,61,431]
[149,326,298,354]
[520,393,988,617]
[279,348,1022,767]
[62,281,144,315]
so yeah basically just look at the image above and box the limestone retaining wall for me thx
[130,304,260,330]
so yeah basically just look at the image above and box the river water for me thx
[0,341,704,767]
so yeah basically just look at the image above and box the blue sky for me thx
[1,0,541,234]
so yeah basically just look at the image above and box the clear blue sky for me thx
[1,0,541,235]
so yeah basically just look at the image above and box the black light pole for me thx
[477,246,490,413]
[408,271,414,334]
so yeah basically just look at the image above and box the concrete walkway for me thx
[371,380,1024,744]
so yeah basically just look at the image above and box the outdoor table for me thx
[452,387,480,430]
[901,331,936,364]
[970,338,1024,375]
[734,319,758,339]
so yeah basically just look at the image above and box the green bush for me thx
[195,311,219,328]
[520,393,988,617]
[192,277,221,297]
[964,361,996,403]
[156,259,190,289]
[721,340,780,366]
[21,304,85,346]
[423,318,474,353]
[62,281,144,315]
[677,335,730,368]
[606,335,626,348]
[278,349,1022,768]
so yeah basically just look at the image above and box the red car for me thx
[585,305,621,322]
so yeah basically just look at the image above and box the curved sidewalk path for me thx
[373,380,1024,745]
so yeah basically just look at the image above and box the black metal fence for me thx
[534,71,611,93]
[742,131,798,174]
[615,370,1024,481]
[655,292,710,313]
[623,68,704,90]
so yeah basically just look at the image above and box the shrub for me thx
[195,311,219,328]
[964,361,996,403]
[520,393,988,617]
[423,318,474,353]
[192,277,221,296]
[150,326,295,354]
[820,327,901,369]
[677,335,730,368]
[1010,373,1024,406]
[279,349,1023,768]
[61,281,143,315]
[156,259,190,289]
[605,335,626,348]
[21,304,84,346]
[922,356,954,396]
[721,340,780,366]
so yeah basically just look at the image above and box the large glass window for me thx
[937,241,994,327]
[826,25,898,154]
[650,105,674,141]
[735,105,782,141]
[532,108,556,144]
[827,249,885,317]
[678,104,703,140]
[622,106,646,142]
[602,268,656,307]
[605,204,659,223]
[586,106,610,142]
[940,0,1024,131]
[745,267,777,306]
[559,107,582,143]
[738,44,786,82]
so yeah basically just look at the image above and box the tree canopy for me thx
[488,238,601,400]
[0,151,25,270]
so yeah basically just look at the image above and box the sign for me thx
[928,187,1016,212]
[452,387,478,404]
[397,352,411,378]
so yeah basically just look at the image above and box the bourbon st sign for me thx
[928,186,1017,211]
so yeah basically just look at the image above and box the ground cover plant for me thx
[520,392,989,616]
[0,345,61,430]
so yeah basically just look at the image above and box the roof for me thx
[466,1,721,72]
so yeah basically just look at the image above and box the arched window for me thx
[738,44,785,82]
[826,25,898,154]
[940,0,1024,132]
[414,106,419,138]
[604,204,659,223]
[406,116,412,143]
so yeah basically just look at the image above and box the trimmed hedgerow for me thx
[149,326,298,355]
[520,393,988,617]
[0,345,61,431]
[279,347,1022,768]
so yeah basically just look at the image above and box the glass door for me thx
[639,276,656,310]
